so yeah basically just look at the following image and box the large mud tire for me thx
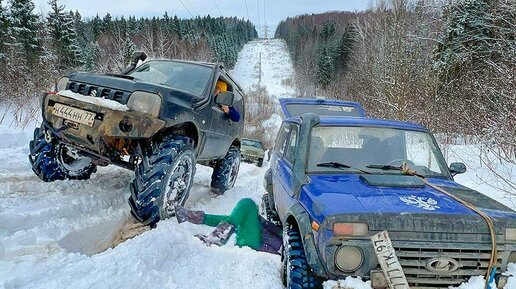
[129,135,196,225]
[261,194,281,226]
[282,225,321,289]
[29,127,96,182]
[210,146,241,195]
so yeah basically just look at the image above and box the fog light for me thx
[119,118,133,132]
[371,270,388,289]
[505,228,516,241]
[508,251,516,263]
[335,246,363,272]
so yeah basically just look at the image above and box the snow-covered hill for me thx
[231,38,296,99]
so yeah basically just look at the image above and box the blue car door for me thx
[272,123,299,220]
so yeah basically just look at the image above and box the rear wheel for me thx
[257,158,264,167]
[210,145,241,195]
[282,225,321,289]
[129,135,196,225]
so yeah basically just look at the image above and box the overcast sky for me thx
[33,0,369,36]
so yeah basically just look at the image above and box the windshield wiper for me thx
[366,164,426,177]
[317,162,370,174]
[366,164,403,171]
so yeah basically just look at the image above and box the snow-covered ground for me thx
[1,39,515,289]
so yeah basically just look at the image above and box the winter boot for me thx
[195,221,235,246]
[174,205,205,224]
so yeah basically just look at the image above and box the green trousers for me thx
[203,198,262,250]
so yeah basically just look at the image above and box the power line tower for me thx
[258,51,262,84]
[262,22,270,38]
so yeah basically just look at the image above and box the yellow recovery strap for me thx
[401,163,497,289]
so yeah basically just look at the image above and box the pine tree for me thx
[6,0,41,62]
[433,0,493,83]
[47,0,80,67]
[0,0,7,59]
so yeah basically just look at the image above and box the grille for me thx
[67,81,130,104]
[394,243,502,288]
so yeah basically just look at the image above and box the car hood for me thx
[300,174,516,234]
[68,72,163,94]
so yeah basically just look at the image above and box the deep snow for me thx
[1,39,515,289]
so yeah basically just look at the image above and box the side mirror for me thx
[122,51,148,74]
[449,162,466,177]
[215,92,235,107]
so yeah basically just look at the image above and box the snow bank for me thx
[58,90,129,111]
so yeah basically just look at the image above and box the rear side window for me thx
[285,127,298,163]
[275,125,290,156]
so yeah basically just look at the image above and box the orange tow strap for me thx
[401,163,497,289]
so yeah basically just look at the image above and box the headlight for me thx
[508,251,516,263]
[335,246,363,272]
[333,223,368,236]
[56,77,69,92]
[127,91,161,117]
[506,228,516,241]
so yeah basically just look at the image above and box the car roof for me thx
[279,98,365,118]
[285,115,428,132]
[148,59,218,68]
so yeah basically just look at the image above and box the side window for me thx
[275,124,290,156]
[285,126,298,163]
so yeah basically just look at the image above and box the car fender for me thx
[286,202,328,277]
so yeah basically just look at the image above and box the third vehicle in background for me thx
[241,138,265,167]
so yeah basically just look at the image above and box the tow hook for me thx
[44,129,53,143]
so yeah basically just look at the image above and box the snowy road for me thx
[1,38,515,289]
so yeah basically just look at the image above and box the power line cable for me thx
[184,0,200,17]
[178,0,194,18]
[244,0,250,20]
[212,0,223,17]
[256,0,261,36]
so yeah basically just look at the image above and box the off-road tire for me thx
[210,145,241,195]
[129,135,196,225]
[282,225,321,289]
[29,127,96,182]
[257,158,264,167]
[261,194,281,226]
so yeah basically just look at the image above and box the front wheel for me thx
[29,126,96,182]
[210,145,241,195]
[282,225,321,289]
[257,158,264,167]
[129,135,196,225]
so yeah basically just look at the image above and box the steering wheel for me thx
[386,159,416,167]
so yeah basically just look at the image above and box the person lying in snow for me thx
[175,198,282,254]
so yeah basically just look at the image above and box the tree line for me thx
[0,0,257,108]
[276,0,515,193]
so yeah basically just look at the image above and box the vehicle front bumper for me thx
[241,151,264,162]
[42,93,166,158]
[319,235,515,289]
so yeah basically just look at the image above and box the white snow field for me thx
[0,39,515,289]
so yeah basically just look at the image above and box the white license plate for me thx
[371,230,410,289]
[52,103,96,127]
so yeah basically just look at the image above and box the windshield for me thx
[128,61,212,96]
[308,126,449,177]
[242,139,263,149]
[285,104,361,117]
